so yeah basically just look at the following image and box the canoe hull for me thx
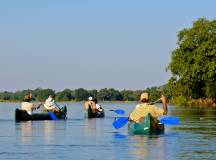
[85,108,105,118]
[128,113,164,135]
[15,106,67,121]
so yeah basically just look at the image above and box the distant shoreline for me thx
[0,100,137,103]
[1,99,216,108]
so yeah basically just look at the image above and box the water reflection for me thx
[18,121,61,144]
[43,121,55,143]
[84,118,96,136]
[114,133,127,139]
[20,121,33,143]
[170,107,216,136]
[170,107,216,121]
[129,135,166,160]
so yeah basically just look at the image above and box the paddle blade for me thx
[48,112,59,120]
[159,116,180,125]
[112,117,129,129]
[113,109,125,115]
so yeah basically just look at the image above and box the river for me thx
[0,102,216,160]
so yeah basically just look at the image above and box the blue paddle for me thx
[109,109,125,115]
[112,117,129,129]
[112,116,180,129]
[159,116,180,125]
[48,112,59,120]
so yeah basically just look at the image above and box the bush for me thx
[174,96,188,106]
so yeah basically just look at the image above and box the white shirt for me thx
[21,102,36,115]
[96,103,101,109]
[95,103,103,112]
[44,97,56,110]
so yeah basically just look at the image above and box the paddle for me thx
[48,112,59,120]
[148,98,161,105]
[108,109,125,115]
[112,117,129,129]
[159,116,180,125]
[112,116,180,129]
[54,102,61,110]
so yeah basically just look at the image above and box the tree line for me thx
[0,87,167,102]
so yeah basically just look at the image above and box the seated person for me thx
[93,98,103,112]
[84,96,98,113]
[21,93,42,115]
[44,95,60,113]
[129,92,167,123]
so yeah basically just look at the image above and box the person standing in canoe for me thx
[44,95,60,113]
[129,92,168,123]
[21,93,42,115]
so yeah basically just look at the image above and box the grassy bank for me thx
[0,100,20,103]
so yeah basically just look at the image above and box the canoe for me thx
[15,106,67,121]
[128,113,164,135]
[85,108,105,118]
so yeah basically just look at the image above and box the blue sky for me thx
[0,0,216,91]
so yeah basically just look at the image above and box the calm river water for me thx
[0,102,216,160]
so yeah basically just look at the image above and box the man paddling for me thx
[129,92,168,123]
[21,93,42,115]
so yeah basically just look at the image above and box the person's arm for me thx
[96,104,103,112]
[32,103,42,110]
[160,95,168,115]
[84,102,89,110]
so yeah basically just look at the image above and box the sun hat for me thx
[140,92,149,101]
[88,96,93,101]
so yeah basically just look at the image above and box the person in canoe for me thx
[84,97,103,113]
[93,98,103,112]
[21,93,42,115]
[44,95,60,113]
[129,92,168,123]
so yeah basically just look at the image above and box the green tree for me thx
[121,90,137,101]
[0,91,13,100]
[74,88,89,101]
[56,89,73,101]
[97,88,110,101]
[108,88,123,101]
[35,89,55,101]
[145,87,162,102]
[168,18,216,99]
[88,89,98,99]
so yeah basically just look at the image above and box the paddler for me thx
[21,93,42,115]
[129,92,168,123]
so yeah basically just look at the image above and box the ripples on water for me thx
[0,102,216,160]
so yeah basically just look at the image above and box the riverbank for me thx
[189,98,216,108]
[170,96,216,108]
[0,100,19,103]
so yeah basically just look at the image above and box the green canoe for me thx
[15,106,67,121]
[128,113,164,135]
[85,107,105,118]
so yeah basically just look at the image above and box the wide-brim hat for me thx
[140,92,149,101]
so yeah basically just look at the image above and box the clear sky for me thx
[0,0,216,91]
